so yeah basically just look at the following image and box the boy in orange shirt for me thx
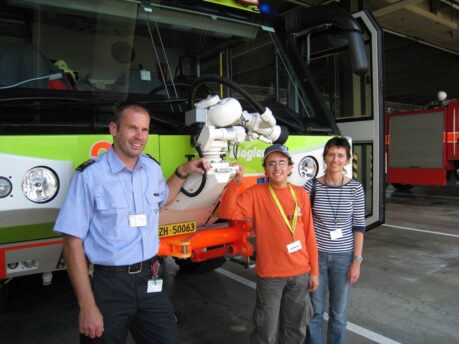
[219,144,319,344]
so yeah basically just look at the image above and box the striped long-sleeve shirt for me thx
[304,178,365,253]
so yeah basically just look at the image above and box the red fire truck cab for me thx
[386,99,459,189]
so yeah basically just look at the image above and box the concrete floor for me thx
[1,185,458,344]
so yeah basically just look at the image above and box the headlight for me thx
[0,177,12,198]
[22,167,59,203]
[298,156,318,181]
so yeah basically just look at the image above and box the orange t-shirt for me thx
[219,181,318,278]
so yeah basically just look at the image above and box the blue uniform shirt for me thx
[54,148,169,265]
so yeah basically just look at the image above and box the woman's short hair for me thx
[323,136,351,160]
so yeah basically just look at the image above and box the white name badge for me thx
[287,240,302,254]
[147,279,163,293]
[129,213,147,228]
[330,228,344,240]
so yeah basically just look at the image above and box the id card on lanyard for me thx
[269,184,302,254]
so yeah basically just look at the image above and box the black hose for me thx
[180,171,207,197]
[180,145,207,197]
[188,74,266,114]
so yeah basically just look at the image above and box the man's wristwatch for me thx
[174,167,188,179]
[353,255,363,263]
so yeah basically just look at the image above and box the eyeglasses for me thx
[266,161,289,168]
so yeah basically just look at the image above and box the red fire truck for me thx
[386,94,459,190]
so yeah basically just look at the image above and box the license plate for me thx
[158,221,197,238]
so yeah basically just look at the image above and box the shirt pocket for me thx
[95,194,128,212]
[94,194,129,240]
[146,192,163,214]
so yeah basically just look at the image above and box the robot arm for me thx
[162,95,288,226]
[185,95,288,161]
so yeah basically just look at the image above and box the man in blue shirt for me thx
[54,103,211,344]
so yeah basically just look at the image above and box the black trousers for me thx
[81,268,179,344]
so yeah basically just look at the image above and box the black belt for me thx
[93,256,157,274]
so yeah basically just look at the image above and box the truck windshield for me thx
[0,0,318,134]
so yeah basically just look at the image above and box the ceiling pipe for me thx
[384,27,459,56]
[440,0,459,12]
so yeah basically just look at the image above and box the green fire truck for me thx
[0,0,384,307]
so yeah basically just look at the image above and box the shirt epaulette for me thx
[144,153,160,166]
[76,159,95,172]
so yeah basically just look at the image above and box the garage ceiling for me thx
[282,0,459,54]
[368,0,459,55]
[277,0,459,105]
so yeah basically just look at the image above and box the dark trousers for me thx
[81,268,179,344]
[251,273,312,344]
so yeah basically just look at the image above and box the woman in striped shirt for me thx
[304,137,365,344]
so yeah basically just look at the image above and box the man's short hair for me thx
[113,102,150,126]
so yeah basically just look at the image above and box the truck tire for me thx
[392,183,414,191]
[174,257,226,273]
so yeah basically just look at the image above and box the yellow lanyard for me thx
[268,183,298,239]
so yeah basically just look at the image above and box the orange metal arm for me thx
[158,220,254,262]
